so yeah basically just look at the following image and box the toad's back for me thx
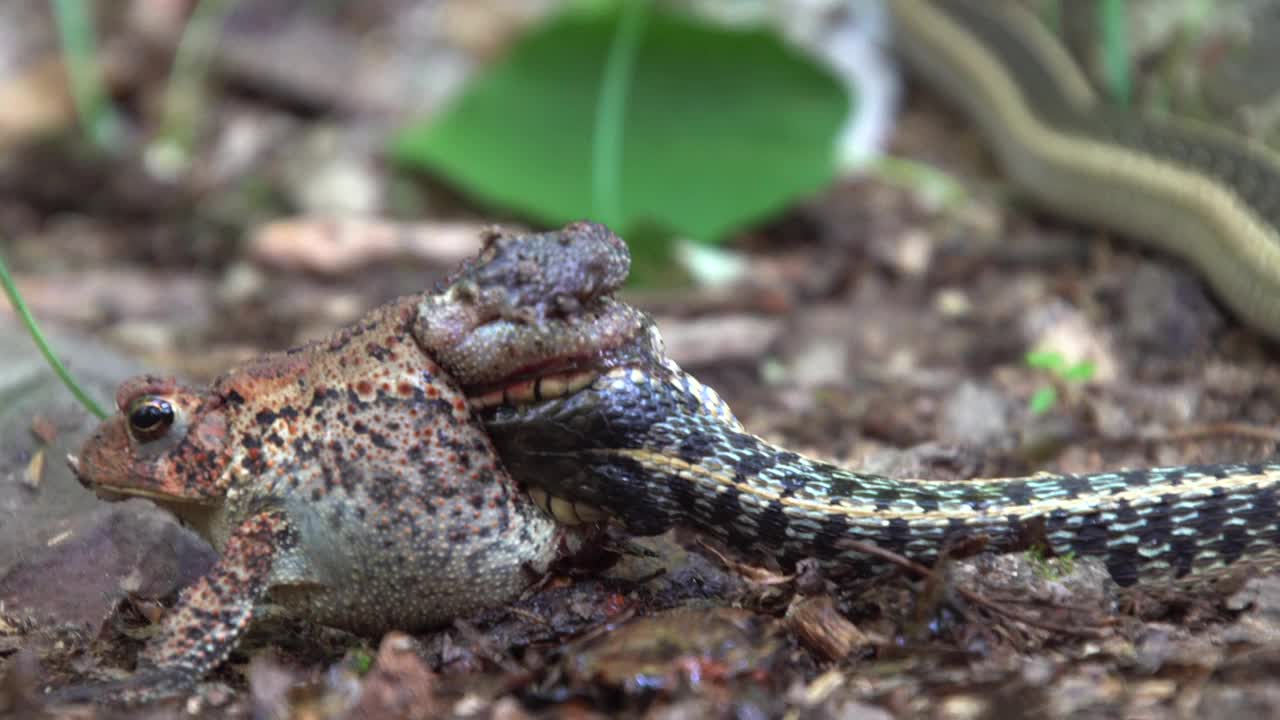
[211,297,559,632]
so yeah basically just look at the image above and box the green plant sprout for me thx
[1025,544,1077,579]
[347,648,376,675]
[0,248,108,419]
[1024,349,1096,416]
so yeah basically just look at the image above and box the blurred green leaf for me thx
[53,0,121,148]
[1029,386,1058,415]
[1024,350,1066,372]
[391,4,849,243]
[151,0,239,176]
[1061,360,1097,383]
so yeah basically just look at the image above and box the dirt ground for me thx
[4,2,1280,718]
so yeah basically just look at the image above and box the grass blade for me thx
[0,249,108,419]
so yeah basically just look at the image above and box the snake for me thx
[475,0,1280,588]
[889,0,1280,341]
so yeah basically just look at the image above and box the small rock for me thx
[105,319,177,356]
[216,260,266,306]
[1088,397,1136,440]
[657,314,784,369]
[567,608,787,694]
[788,337,850,389]
[1195,682,1280,720]
[1133,624,1220,674]
[872,228,934,277]
[938,693,986,720]
[348,632,440,720]
[1224,574,1280,645]
[0,503,215,630]
[1021,300,1117,383]
[250,217,488,275]
[1047,664,1125,717]
[279,127,383,215]
[952,553,1117,614]
[28,416,57,445]
[1120,262,1222,357]
[825,700,896,720]
[490,697,531,720]
[934,288,972,317]
[935,381,1010,447]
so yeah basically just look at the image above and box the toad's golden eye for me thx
[127,396,175,441]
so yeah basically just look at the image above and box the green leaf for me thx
[1061,360,1097,383]
[391,4,849,243]
[1024,350,1066,372]
[1029,386,1058,415]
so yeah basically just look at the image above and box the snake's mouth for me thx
[467,357,626,527]
[466,360,618,526]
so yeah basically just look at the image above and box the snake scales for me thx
[481,1,1280,586]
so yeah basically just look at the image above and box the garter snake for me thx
[477,1,1280,586]
[889,0,1280,341]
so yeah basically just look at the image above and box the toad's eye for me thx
[127,397,175,441]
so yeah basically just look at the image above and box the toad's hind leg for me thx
[48,511,292,707]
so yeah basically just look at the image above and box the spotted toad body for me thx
[64,222,647,703]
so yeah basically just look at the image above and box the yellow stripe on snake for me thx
[479,1,1280,588]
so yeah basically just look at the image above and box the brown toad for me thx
[61,222,648,703]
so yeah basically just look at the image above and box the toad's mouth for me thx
[66,453,219,506]
[459,306,663,410]
[465,359,602,410]
[65,454,136,501]
[79,479,214,505]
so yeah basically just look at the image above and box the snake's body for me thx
[891,0,1280,340]
[484,1,1280,587]
[489,360,1280,586]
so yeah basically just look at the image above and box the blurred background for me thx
[2,0,1276,379]
[6,1,1280,713]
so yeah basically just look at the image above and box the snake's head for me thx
[475,307,738,536]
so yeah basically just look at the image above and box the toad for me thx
[59,221,650,704]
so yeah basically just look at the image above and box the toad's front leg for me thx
[47,511,292,707]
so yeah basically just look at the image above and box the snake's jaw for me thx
[480,380,620,508]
